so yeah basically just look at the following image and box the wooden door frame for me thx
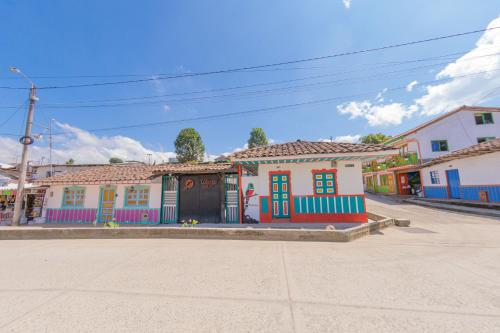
[269,170,292,220]
[97,185,117,222]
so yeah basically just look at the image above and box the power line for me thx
[2,51,496,110]
[1,26,498,90]
[30,70,496,136]
[0,49,485,81]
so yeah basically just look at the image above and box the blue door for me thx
[446,169,461,199]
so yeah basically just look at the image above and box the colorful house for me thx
[419,138,500,203]
[231,140,398,223]
[36,163,241,224]
[364,105,500,196]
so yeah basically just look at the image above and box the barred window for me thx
[430,171,440,184]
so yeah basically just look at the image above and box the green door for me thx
[270,173,291,218]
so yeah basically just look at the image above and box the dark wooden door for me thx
[397,173,411,195]
[179,174,221,223]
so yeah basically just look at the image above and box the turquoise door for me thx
[270,173,291,218]
[446,169,461,199]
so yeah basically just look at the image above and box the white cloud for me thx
[0,122,176,165]
[337,15,500,125]
[342,0,351,9]
[337,101,416,127]
[406,80,418,92]
[319,135,361,143]
[416,16,500,115]
[334,134,361,143]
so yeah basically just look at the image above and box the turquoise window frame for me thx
[61,186,86,209]
[123,185,150,208]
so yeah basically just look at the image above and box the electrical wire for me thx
[0,26,497,90]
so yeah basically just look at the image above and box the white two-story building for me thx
[363,105,500,196]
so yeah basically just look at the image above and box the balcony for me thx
[363,152,419,173]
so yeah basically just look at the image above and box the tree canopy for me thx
[360,133,391,144]
[174,128,205,163]
[247,128,269,149]
[65,158,74,165]
[109,157,124,164]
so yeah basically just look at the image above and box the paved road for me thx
[0,196,499,332]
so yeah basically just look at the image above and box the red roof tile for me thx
[35,163,234,185]
[231,140,396,159]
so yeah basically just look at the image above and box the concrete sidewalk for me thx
[0,197,499,332]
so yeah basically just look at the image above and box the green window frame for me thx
[313,172,336,195]
[431,140,448,152]
[474,112,494,125]
[62,186,85,208]
[124,185,150,208]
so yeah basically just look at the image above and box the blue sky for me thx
[1,1,500,164]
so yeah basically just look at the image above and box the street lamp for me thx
[10,67,38,226]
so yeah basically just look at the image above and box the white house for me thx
[364,105,500,196]
[231,140,398,223]
[35,163,240,224]
[419,138,500,203]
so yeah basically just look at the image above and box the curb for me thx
[0,213,398,243]
[404,199,500,219]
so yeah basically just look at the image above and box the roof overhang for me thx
[233,150,399,165]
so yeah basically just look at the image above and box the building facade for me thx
[364,106,500,196]
[232,140,398,223]
[420,139,500,203]
[36,163,241,224]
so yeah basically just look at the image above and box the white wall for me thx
[409,110,500,160]
[421,152,500,187]
[241,160,364,220]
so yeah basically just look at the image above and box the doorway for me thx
[270,172,291,219]
[178,174,221,223]
[446,169,461,199]
[99,187,116,222]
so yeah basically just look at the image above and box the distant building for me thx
[419,138,500,202]
[363,105,500,196]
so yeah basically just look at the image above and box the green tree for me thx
[65,158,75,165]
[174,128,205,163]
[360,133,391,144]
[247,128,269,149]
[109,157,124,164]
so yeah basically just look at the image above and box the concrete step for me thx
[404,198,500,219]
[415,197,500,210]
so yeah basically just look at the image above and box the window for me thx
[380,175,388,186]
[430,171,440,184]
[62,187,85,207]
[475,112,494,125]
[477,136,495,143]
[313,171,336,194]
[431,140,448,152]
[124,186,150,207]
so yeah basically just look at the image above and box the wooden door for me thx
[397,174,411,195]
[270,173,291,219]
[99,188,116,222]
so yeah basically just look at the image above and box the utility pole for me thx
[49,118,53,176]
[11,68,38,226]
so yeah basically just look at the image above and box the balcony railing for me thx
[363,152,419,173]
